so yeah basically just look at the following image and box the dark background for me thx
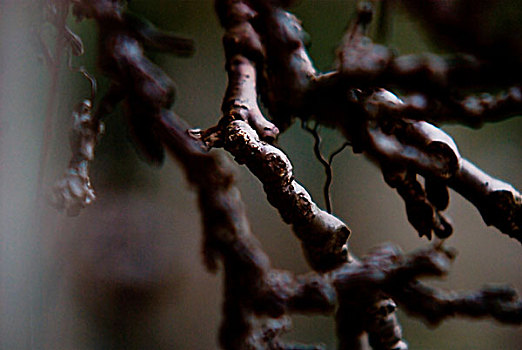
[0,1,521,349]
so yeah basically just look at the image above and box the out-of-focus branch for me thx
[51,100,103,215]
[396,282,522,326]
[353,86,522,128]
[250,0,318,131]
[332,243,522,349]
[366,299,408,350]
[48,1,522,349]
[72,0,194,167]
[312,73,522,128]
[51,0,196,216]
[334,1,522,95]
[397,0,522,65]
[336,51,520,94]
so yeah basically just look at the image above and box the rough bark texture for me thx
[48,0,522,349]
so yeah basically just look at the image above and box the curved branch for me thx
[250,0,318,130]
[215,0,279,142]
[223,120,350,271]
[450,159,522,242]
[158,112,338,349]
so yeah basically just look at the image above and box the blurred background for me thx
[0,0,521,349]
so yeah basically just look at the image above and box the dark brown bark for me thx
[49,1,522,349]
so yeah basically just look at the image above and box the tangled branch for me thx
[47,0,522,349]
[207,0,521,243]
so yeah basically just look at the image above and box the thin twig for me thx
[302,120,332,213]
[66,47,97,102]
[302,120,351,214]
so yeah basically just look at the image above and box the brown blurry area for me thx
[0,1,520,349]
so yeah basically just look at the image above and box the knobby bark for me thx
[47,0,522,349]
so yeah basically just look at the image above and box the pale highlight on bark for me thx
[45,0,521,349]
